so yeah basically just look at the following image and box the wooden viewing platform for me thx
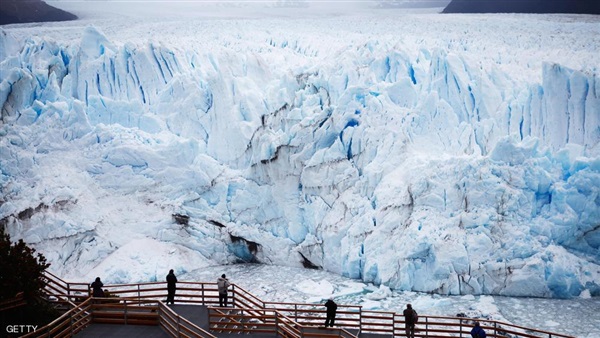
[13,271,574,338]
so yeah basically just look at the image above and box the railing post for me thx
[232,284,236,308]
[275,311,279,336]
[494,321,497,338]
[242,308,246,334]
[201,283,205,305]
[459,318,463,338]
[138,284,141,300]
[294,304,298,323]
[359,307,362,333]
[425,316,429,338]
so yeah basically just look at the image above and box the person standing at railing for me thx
[90,277,104,297]
[324,298,338,327]
[166,269,177,305]
[470,321,486,338]
[403,303,417,338]
[217,274,231,307]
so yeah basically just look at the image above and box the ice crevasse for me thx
[0,25,599,298]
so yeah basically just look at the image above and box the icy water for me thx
[181,264,599,338]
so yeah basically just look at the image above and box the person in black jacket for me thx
[403,303,417,338]
[324,298,337,327]
[90,277,104,297]
[166,269,177,305]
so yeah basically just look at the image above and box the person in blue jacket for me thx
[471,321,486,338]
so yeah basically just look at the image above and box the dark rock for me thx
[299,252,321,269]
[443,0,600,14]
[172,214,190,226]
[1,0,77,25]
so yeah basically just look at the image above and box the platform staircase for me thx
[9,271,574,338]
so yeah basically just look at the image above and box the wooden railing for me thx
[21,298,92,338]
[159,301,217,338]
[0,292,26,312]
[391,314,576,338]
[91,298,159,325]
[263,300,362,330]
[32,271,575,338]
[43,271,90,305]
[208,306,359,338]
[209,307,279,335]
[276,310,303,338]
[362,310,395,335]
[25,297,216,338]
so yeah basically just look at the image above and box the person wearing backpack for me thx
[471,321,487,338]
[403,303,418,338]
[217,274,231,307]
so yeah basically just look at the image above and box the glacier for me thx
[1,8,599,300]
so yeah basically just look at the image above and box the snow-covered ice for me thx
[1,2,599,336]
[180,264,599,338]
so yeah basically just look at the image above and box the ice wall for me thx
[1,25,599,298]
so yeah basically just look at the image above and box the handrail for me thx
[0,291,26,312]
[158,301,217,338]
[265,302,362,329]
[21,297,93,338]
[36,271,575,338]
[208,306,353,338]
[231,283,266,309]
[275,310,303,338]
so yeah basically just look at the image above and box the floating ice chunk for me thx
[366,285,392,300]
[294,279,334,296]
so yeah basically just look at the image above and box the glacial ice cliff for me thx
[1,14,599,298]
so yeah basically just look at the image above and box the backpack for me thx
[412,310,419,323]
